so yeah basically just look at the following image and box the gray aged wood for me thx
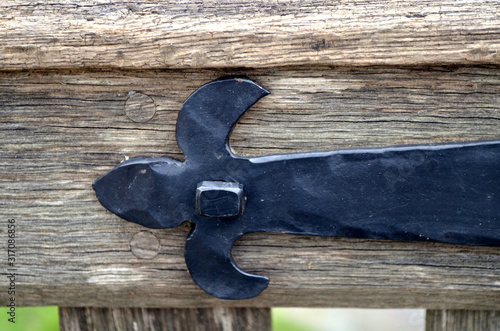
[1,0,500,70]
[426,310,500,331]
[1,67,500,308]
[59,307,271,331]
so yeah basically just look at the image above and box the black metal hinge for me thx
[94,77,500,300]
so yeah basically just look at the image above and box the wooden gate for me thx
[1,1,500,330]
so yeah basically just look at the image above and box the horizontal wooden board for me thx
[1,67,500,308]
[1,0,500,70]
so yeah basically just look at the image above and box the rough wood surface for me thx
[426,310,500,331]
[1,0,500,70]
[1,67,500,308]
[59,307,271,331]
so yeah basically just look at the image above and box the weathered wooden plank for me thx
[59,307,271,331]
[426,310,500,331]
[1,1,500,70]
[1,67,500,308]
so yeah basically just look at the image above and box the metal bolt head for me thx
[195,181,244,218]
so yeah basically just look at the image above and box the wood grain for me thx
[59,307,271,331]
[1,67,500,308]
[1,1,500,70]
[426,310,500,331]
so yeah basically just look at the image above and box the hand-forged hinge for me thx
[94,77,500,300]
